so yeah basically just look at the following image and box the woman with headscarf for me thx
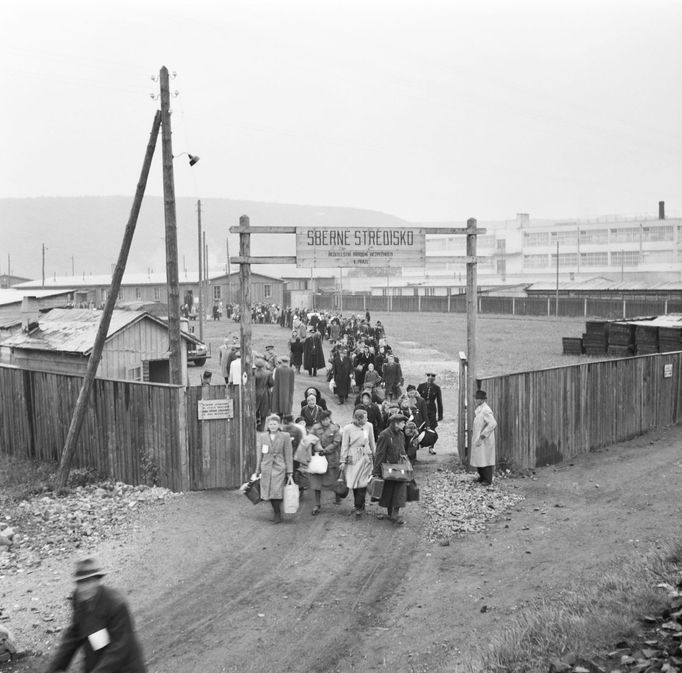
[301,392,325,431]
[255,414,293,524]
[373,413,409,525]
[308,409,343,515]
[299,386,328,412]
[339,408,376,517]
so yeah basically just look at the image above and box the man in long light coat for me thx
[470,389,497,486]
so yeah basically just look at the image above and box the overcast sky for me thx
[2,0,681,223]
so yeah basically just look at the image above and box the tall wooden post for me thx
[56,112,162,488]
[239,215,256,480]
[465,217,478,465]
[160,65,183,385]
[197,199,204,342]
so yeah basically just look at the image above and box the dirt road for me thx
[6,319,682,672]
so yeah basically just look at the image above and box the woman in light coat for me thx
[470,390,497,486]
[339,408,376,517]
[256,414,294,524]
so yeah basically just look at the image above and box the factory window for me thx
[524,232,549,247]
[523,254,549,268]
[550,230,578,245]
[580,252,608,266]
[551,253,578,267]
[610,251,640,266]
[610,227,639,243]
[213,285,221,300]
[264,284,272,299]
[644,250,674,263]
[642,225,673,242]
[579,229,608,244]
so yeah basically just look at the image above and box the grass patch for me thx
[479,541,682,673]
[0,453,104,501]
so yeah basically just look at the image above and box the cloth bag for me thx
[381,457,413,482]
[283,476,300,514]
[308,453,328,474]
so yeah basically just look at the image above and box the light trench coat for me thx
[470,402,497,468]
[256,430,293,500]
[340,422,376,489]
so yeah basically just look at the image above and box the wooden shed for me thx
[0,308,197,384]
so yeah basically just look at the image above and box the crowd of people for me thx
[215,306,497,525]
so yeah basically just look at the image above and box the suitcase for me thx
[367,476,384,500]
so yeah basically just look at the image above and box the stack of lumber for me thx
[634,323,659,354]
[607,322,635,357]
[562,337,584,355]
[659,326,682,353]
[583,321,609,355]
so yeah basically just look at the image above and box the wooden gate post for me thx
[458,351,468,464]
[239,215,257,481]
[465,217,478,466]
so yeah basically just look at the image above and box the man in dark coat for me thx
[303,327,326,377]
[331,347,353,404]
[416,372,443,452]
[46,557,146,673]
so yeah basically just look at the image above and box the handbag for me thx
[367,476,384,500]
[332,478,349,498]
[308,452,328,474]
[406,479,420,502]
[381,457,413,482]
[283,476,300,514]
[243,478,262,505]
[418,428,439,448]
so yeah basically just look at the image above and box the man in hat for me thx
[417,373,443,454]
[46,557,146,673]
[263,345,278,370]
[471,389,497,486]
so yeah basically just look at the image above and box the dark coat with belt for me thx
[48,585,146,673]
[416,381,443,429]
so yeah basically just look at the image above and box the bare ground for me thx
[3,315,682,672]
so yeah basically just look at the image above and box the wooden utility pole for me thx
[41,244,45,288]
[197,199,204,342]
[555,240,560,316]
[226,237,232,304]
[160,65,183,385]
[56,111,162,488]
[239,215,256,480]
[465,217,478,465]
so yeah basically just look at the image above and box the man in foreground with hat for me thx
[417,373,443,454]
[471,389,498,486]
[46,557,146,673]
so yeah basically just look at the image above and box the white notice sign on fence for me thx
[296,227,426,268]
[198,398,234,420]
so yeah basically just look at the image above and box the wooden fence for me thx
[463,351,682,469]
[315,293,682,319]
[0,365,252,492]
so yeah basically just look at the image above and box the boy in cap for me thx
[46,557,146,673]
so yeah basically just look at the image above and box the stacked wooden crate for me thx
[658,326,682,353]
[562,337,584,355]
[634,323,659,354]
[582,321,609,355]
[607,322,635,357]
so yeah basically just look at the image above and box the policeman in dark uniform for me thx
[416,372,443,454]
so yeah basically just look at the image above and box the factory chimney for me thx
[659,201,665,220]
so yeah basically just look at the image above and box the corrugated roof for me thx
[528,277,682,292]
[0,288,73,307]
[0,308,189,355]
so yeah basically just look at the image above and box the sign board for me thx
[664,363,673,378]
[295,227,426,268]
[198,398,234,420]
